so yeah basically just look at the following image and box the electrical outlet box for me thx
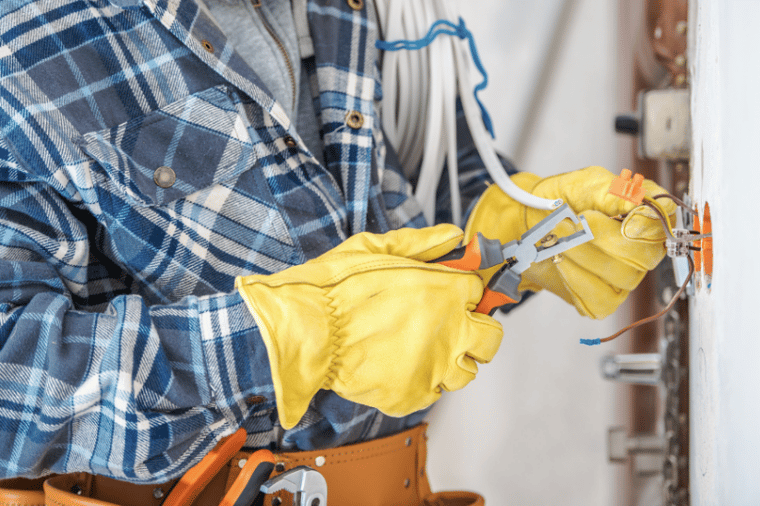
[640,88,690,160]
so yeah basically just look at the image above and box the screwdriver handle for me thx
[433,232,504,270]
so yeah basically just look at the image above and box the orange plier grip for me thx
[475,287,518,316]
[433,232,505,271]
[433,233,518,315]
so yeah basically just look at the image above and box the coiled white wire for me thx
[374,0,561,226]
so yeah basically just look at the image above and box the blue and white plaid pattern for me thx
[0,0,495,482]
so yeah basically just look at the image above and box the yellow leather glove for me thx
[464,166,676,319]
[235,225,504,429]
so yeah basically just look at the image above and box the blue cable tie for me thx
[376,17,495,138]
[580,338,601,346]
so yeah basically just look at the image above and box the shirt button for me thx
[153,166,176,188]
[347,0,363,10]
[284,135,297,148]
[345,110,364,129]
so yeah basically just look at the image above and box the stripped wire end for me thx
[608,169,647,205]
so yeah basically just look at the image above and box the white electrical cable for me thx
[375,0,562,226]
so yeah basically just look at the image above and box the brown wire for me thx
[652,192,698,215]
[599,254,694,343]
[597,198,695,344]
[582,192,702,345]
[642,199,676,240]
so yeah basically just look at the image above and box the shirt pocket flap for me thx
[77,85,257,207]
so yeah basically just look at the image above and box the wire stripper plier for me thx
[434,203,594,315]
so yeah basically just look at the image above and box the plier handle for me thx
[435,203,594,315]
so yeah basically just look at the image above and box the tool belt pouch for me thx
[0,424,484,506]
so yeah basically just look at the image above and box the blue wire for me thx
[376,17,495,138]
[580,338,601,346]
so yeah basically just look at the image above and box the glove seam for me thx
[322,287,344,390]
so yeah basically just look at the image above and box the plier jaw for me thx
[481,203,593,314]
[502,203,594,274]
[435,203,594,316]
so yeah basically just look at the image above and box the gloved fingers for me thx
[555,256,631,319]
[439,356,478,392]
[461,311,504,363]
[436,303,503,393]
[574,210,668,272]
[519,257,580,312]
[563,242,647,292]
[329,224,464,262]
[530,166,676,220]
[520,255,631,319]
[621,205,675,242]
[247,248,485,290]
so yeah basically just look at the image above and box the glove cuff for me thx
[235,277,335,429]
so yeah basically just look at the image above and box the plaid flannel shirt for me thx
[0,0,502,482]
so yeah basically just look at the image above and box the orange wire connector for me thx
[609,169,646,205]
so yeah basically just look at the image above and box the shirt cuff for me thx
[196,290,275,428]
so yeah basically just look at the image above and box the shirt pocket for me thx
[76,85,257,207]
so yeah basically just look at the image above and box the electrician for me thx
[0,0,674,504]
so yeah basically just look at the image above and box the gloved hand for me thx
[235,225,503,429]
[464,166,676,319]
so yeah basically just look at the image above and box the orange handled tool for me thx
[434,232,505,271]
[434,203,594,316]
[162,429,248,506]
[162,429,277,506]
[433,232,520,315]
[219,449,276,506]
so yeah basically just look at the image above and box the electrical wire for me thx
[594,254,694,344]
[641,199,712,243]
[581,197,698,346]
[652,192,698,215]
[643,196,675,236]
[374,0,561,226]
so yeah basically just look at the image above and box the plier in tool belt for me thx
[260,467,328,506]
[222,463,327,506]
[435,203,594,315]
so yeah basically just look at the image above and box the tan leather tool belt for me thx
[0,424,483,506]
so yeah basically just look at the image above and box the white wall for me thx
[426,0,623,504]
[689,1,760,504]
